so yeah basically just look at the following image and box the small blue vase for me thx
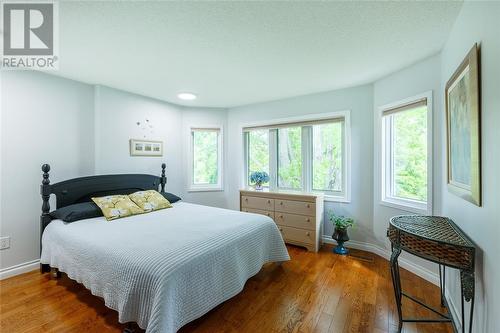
[332,227,349,255]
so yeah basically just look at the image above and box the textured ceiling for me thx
[53,1,462,107]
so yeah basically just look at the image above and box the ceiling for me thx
[54,1,462,108]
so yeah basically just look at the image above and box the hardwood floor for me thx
[0,244,453,333]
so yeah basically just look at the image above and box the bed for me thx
[38,164,290,333]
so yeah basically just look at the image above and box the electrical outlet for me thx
[0,236,10,250]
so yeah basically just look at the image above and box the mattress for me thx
[41,201,290,332]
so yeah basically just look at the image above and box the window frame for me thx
[188,126,223,192]
[379,92,433,215]
[242,111,351,203]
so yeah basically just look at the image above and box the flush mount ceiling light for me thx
[177,92,197,101]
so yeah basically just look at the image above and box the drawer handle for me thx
[279,215,283,218]
[306,218,310,222]
[245,198,248,201]
[279,228,283,232]
[267,213,271,216]
[306,204,310,208]
[280,201,283,205]
[306,232,310,236]
[267,199,271,204]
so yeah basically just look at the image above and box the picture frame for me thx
[445,43,481,206]
[130,139,163,156]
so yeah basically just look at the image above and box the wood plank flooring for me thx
[0,244,453,333]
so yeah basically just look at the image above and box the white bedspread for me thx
[41,202,289,332]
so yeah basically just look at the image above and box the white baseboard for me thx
[322,236,440,286]
[0,259,39,280]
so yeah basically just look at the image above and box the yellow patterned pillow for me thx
[128,190,172,212]
[91,195,144,221]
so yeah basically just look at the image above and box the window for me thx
[243,112,350,201]
[247,129,270,187]
[189,127,223,191]
[278,126,302,190]
[381,93,432,213]
[312,122,343,192]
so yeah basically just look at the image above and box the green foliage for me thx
[244,109,426,201]
[248,130,270,186]
[312,122,342,191]
[247,123,344,191]
[328,210,354,229]
[278,127,302,189]
[193,131,218,184]
[393,107,427,201]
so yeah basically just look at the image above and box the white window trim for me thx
[188,125,224,192]
[379,91,433,215]
[240,110,351,203]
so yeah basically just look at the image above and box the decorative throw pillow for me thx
[91,195,144,221]
[50,202,103,222]
[128,190,172,212]
[161,191,182,204]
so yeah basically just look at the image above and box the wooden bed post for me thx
[160,163,167,193]
[40,164,51,273]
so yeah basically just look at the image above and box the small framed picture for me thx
[130,139,163,156]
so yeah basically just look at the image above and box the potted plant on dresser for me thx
[249,171,270,190]
[329,211,355,255]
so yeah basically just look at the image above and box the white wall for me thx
[0,71,95,270]
[94,86,184,195]
[226,85,375,242]
[180,107,228,208]
[372,55,442,275]
[371,4,500,328]
[439,3,500,332]
[94,87,230,205]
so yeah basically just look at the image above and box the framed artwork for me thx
[445,43,481,206]
[130,139,163,156]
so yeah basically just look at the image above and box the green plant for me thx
[328,210,354,230]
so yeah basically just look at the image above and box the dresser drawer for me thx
[275,212,315,230]
[241,196,275,210]
[241,208,274,220]
[275,199,315,216]
[277,225,315,245]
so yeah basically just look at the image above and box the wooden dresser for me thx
[240,189,324,252]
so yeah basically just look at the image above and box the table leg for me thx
[460,270,475,333]
[390,246,403,332]
[469,295,475,333]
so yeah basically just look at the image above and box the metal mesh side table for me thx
[387,215,476,333]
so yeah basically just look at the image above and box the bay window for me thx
[243,112,350,201]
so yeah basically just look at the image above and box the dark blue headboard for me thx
[38,163,166,273]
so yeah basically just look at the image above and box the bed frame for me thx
[39,163,167,274]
